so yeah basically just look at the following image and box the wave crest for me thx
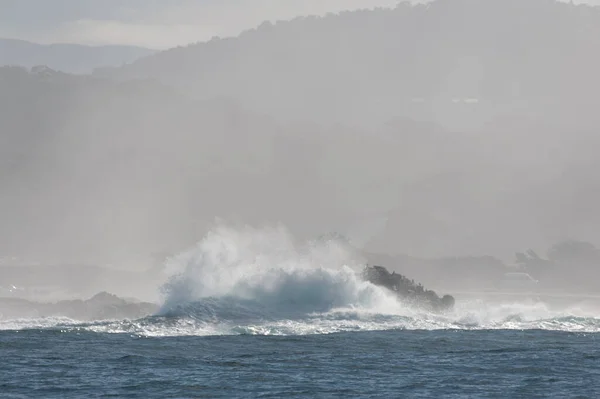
[158,224,397,317]
[3,225,600,336]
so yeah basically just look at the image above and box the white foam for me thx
[3,225,600,336]
[0,316,83,331]
[158,224,392,315]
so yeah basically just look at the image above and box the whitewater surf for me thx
[1,225,600,336]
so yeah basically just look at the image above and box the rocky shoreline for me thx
[0,292,158,321]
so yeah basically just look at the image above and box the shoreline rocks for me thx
[362,265,455,312]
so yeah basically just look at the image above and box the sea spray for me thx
[3,225,600,335]
[157,224,400,319]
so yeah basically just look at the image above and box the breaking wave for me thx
[2,225,600,335]
[156,225,399,320]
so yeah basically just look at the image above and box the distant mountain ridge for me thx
[3,65,600,262]
[0,38,155,74]
[94,0,600,128]
[0,292,158,321]
[4,0,600,265]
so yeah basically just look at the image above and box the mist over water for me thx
[1,224,599,337]
[2,0,600,266]
[159,225,371,310]
[1,0,600,339]
[5,3,600,398]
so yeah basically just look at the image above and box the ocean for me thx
[1,327,599,398]
[1,226,599,398]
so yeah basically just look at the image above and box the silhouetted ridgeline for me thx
[514,240,600,293]
[3,65,600,263]
[3,238,599,300]
[4,0,600,265]
[0,38,155,74]
[0,66,291,261]
[363,239,600,294]
[0,66,479,261]
[94,0,600,128]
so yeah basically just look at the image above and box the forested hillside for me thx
[95,0,600,128]
[3,63,600,264]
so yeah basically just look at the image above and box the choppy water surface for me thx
[1,328,599,398]
[2,227,599,397]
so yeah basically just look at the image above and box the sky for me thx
[0,0,407,49]
[1,0,599,49]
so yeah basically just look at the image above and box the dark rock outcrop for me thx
[362,265,455,312]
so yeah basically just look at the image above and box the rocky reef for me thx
[0,292,159,321]
[362,265,455,312]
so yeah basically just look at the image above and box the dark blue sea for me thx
[1,328,599,398]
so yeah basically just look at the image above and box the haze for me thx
[2,0,600,302]
[2,0,417,48]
